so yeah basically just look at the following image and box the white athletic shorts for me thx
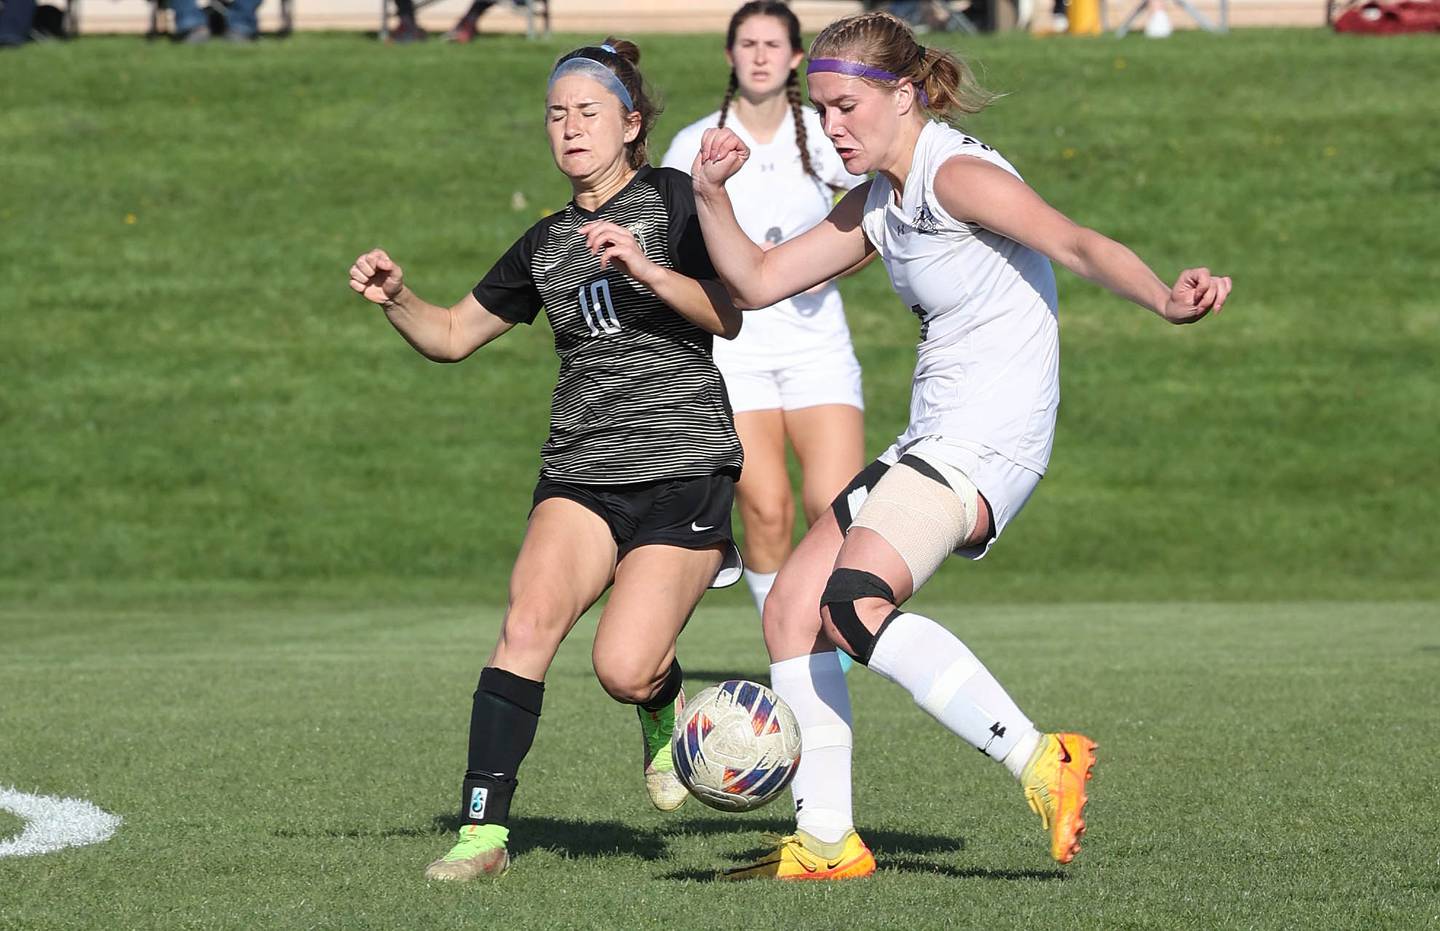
[719,346,864,415]
[877,435,1042,561]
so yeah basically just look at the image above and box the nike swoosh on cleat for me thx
[1058,740,1072,764]
[802,856,851,873]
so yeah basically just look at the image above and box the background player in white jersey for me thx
[661,1,866,626]
[691,11,1232,880]
[348,38,745,882]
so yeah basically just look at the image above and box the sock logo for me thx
[469,787,488,819]
[979,721,1008,757]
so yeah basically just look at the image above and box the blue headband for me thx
[549,52,635,112]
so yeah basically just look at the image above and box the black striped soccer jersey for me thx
[472,166,743,485]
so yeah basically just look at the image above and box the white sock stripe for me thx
[800,724,853,751]
[919,655,981,718]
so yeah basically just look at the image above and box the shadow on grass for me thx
[277,815,670,860]
[278,814,979,873]
[660,861,1064,884]
[882,859,1066,882]
[274,825,435,839]
[681,669,772,683]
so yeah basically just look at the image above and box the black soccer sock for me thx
[638,659,683,712]
[460,666,544,827]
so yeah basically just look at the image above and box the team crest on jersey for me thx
[912,203,940,235]
[625,221,651,256]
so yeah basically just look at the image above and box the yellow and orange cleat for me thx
[1021,732,1097,864]
[723,829,876,881]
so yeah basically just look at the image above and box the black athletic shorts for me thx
[532,471,743,589]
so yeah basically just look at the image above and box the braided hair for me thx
[721,1,818,181]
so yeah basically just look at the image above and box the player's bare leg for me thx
[594,542,724,811]
[782,404,864,526]
[733,408,794,614]
[784,402,866,674]
[425,499,616,881]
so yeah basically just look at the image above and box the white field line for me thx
[0,787,122,858]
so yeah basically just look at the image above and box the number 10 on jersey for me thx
[580,279,622,336]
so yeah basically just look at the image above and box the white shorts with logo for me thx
[719,344,865,415]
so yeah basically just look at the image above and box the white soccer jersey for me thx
[662,107,865,370]
[862,121,1060,474]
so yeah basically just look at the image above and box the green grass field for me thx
[2,27,1439,930]
[4,601,1438,929]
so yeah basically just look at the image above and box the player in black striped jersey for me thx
[347,38,745,881]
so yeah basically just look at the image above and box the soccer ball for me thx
[671,679,802,812]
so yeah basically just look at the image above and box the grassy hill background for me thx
[2,30,1437,607]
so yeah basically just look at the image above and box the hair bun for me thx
[602,36,641,65]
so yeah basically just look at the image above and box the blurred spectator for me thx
[172,0,262,42]
[446,0,496,42]
[390,0,426,41]
[0,0,37,47]
[388,0,523,44]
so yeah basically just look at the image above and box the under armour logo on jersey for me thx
[912,204,940,235]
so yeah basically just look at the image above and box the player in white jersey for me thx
[662,1,868,624]
[691,11,1232,880]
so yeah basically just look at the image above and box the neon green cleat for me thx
[423,824,510,881]
[639,688,688,811]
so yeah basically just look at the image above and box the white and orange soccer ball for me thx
[670,679,802,812]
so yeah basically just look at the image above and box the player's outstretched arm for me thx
[348,248,514,362]
[933,158,1233,324]
[691,128,872,310]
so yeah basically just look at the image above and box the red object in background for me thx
[1334,0,1440,32]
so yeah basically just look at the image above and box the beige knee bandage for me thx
[850,455,979,590]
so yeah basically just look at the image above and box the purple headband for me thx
[806,58,901,82]
[806,55,930,106]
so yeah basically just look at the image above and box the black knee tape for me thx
[897,453,952,489]
[829,459,891,533]
[819,568,897,666]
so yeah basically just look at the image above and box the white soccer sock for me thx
[868,612,1041,779]
[744,570,777,616]
[769,652,853,844]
